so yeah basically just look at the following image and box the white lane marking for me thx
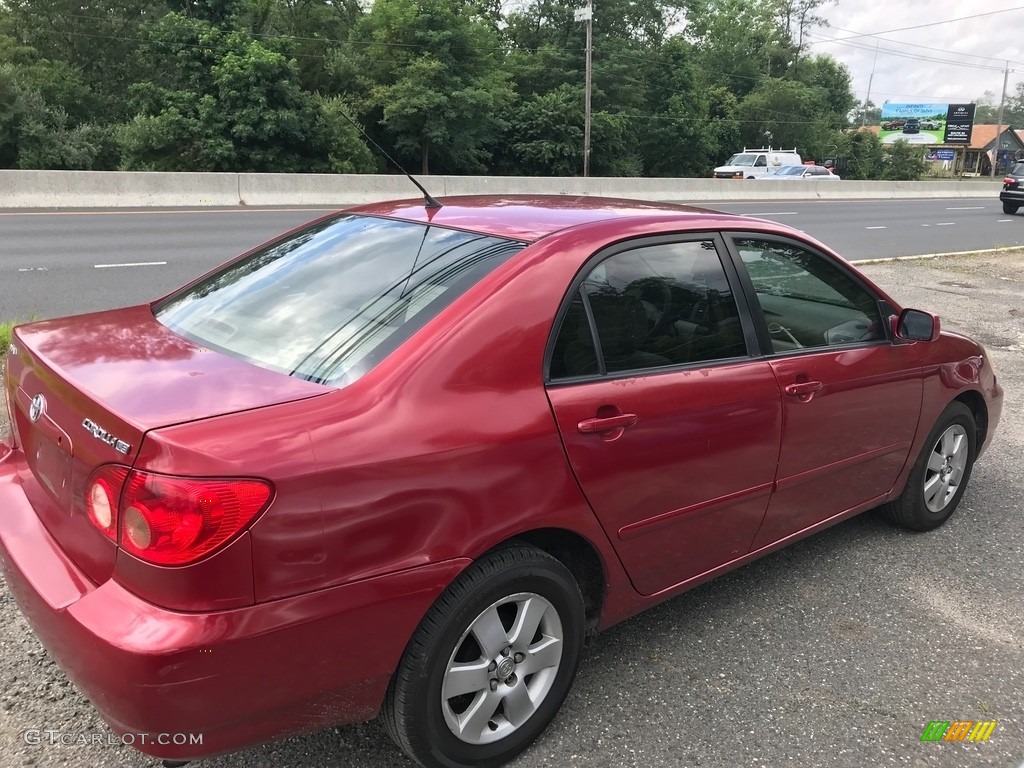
[865,226,887,229]
[746,211,798,216]
[94,261,168,269]
[921,224,931,227]
[998,219,1013,222]
[0,207,337,218]
[17,267,48,272]
[945,206,985,210]
[936,222,956,226]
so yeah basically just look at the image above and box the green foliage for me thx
[882,140,928,181]
[500,84,582,176]
[346,0,514,174]
[313,96,377,173]
[1,64,112,169]
[0,320,16,352]
[0,0,859,177]
[835,129,883,180]
[739,77,824,151]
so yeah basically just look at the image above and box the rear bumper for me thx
[999,188,1024,204]
[0,449,468,760]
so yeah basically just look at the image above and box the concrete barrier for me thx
[0,170,240,208]
[0,169,1005,208]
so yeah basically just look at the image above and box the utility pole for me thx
[992,62,1009,177]
[861,41,879,127]
[574,1,593,177]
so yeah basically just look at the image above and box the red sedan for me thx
[0,196,1003,768]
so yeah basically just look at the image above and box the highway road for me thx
[1,198,1022,320]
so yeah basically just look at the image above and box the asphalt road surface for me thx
[0,246,1022,764]
[1,198,1022,320]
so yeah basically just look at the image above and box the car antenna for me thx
[336,106,442,210]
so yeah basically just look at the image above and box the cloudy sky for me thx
[806,1,1024,109]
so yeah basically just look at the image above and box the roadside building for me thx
[859,124,1024,177]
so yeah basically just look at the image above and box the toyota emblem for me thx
[29,394,46,423]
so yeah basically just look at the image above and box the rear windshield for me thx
[1013,162,1024,175]
[155,214,525,385]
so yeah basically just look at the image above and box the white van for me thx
[713,147,803,179]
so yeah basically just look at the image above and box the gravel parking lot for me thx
[1,251,1022,768]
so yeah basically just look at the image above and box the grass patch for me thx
[0,320,16,352]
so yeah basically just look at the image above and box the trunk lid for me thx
[5,305,327,585]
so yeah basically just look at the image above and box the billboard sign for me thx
[943,104,976,144]
[877,103,974,145]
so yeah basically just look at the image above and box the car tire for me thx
[881,401,976,531]
[1003,202,1020,215]
[382,544,586,768]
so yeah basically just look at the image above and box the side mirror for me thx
[894,308,940,342]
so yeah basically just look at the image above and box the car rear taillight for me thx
[1005,177,1016,186]
[85,467,272,565]
[86,466,130,541]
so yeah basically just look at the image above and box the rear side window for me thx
[549,240,746,380]
[156,215,524,385]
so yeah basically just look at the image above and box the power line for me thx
[805,31,1011,74]
[824,24,1015,65]
[819,7,1024,43]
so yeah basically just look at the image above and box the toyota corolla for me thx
[0,196,1003,768]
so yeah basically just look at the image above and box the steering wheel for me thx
[768,322,803,348]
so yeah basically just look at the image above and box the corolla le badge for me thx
[29,394,46,423]
[82,418,131,455]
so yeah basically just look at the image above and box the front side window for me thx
[549,241,746,380]
[156,215,524,385]
[734,238,884,353]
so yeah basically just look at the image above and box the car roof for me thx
[344,195,747,242]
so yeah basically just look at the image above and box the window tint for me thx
[550,241,746,379]
[754,156,767,167]
[734,238,884,353]
[156,215,524,385]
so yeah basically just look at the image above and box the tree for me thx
[851,99,881,126]
[345,0,514,174]
[500,84,582,176]
[738,77,825,152]
[635,38,733,176]
[2,0,167,121]
[835,128,882,179]
[682,0,799,95]
[119,16,372,172]
[882,139,926,181]
[794,54,853,129]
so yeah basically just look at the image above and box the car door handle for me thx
[784,380,823,397]
[577,413,638,433]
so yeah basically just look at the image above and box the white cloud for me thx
[807,1,1024,111]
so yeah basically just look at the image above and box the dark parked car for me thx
[903,119,921,134]
[1001,161,1024,214]
[0,196,1004,768]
